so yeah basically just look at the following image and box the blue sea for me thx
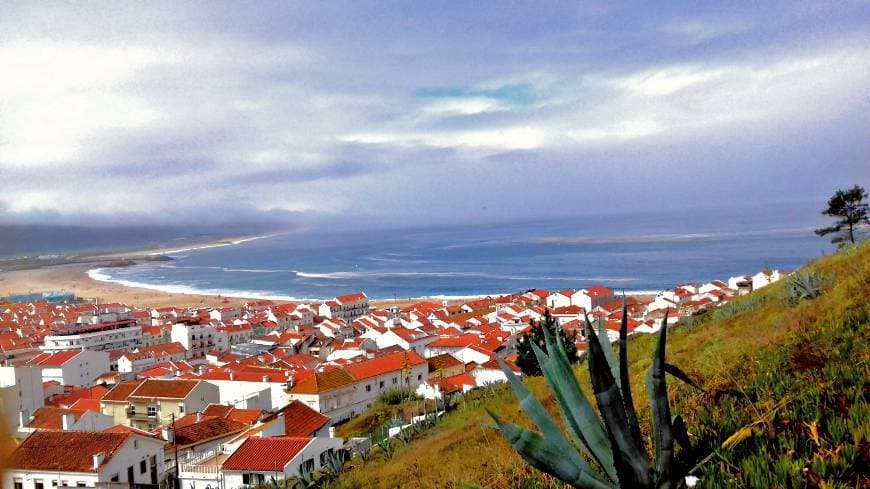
[85,202,836,301]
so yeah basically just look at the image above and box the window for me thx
[417,374,422,381]
[179,405,185,413]
[379,381,384,389]
[76,483,86,488]
[13,479,22,489]
[242,474,264,486]
[392,377,398,384]
[35,480,44,489]
[365,384,371,392]
[147,406,157,416]
[140,460,147,474]
[110,475,119,483]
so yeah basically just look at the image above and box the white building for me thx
[42,320,144,352]
[0,365,44,438]
[752,269,786,290]
[3,431,166,489]
[24,350,110,387]
[221,437,344,487]
[171,321,226,360]
[317,293,369,323]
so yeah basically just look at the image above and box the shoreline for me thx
[1,232,658,309]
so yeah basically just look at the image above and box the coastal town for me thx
[0,268,786,489]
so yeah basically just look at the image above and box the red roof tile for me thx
[129,379,200,399]
[7,431,135,473]
[344,351,426,380]
[26,406,85,430]
[282,400,330,437]
[222,437,312,471]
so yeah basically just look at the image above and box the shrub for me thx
[783,269,826,304]
[377,388,421,405]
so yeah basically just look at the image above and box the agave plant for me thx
[322,450,348,479]
[287,468,318,489]
[488,304,701,488]
[376,434,396,460]
[784,270,826,303]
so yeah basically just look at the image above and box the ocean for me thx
[85,202,836,301]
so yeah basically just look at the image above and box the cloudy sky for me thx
[1,1,868,229]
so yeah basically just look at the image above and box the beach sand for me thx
[0,262,475,310]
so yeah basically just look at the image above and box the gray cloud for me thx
[0,1,868,229]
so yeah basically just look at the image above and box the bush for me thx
[783,269,826,304]
[377,388,421,405]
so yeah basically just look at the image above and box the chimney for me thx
[229,372,235,381]
[328,426,336,438]
[92,452,105,469]
[196,412,203,422]
[198,364,206,374]
[161,427,173,443]
[61,413,75,430]
[286,374,295,389]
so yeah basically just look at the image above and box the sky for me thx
[1,1,868,230]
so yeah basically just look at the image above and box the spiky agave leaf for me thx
[646,309,676,487]
[584,314,652,487]
[488,410,616,489]
[531,336,617,483]
[618,297,644,451]
[663,363,706,392]
[496,359,610,485]
[596,317,621,392]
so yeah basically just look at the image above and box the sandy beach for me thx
[0,234,479,309]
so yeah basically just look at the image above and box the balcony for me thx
[126,408,158,420]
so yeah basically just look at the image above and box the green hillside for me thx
[333,243,870,488]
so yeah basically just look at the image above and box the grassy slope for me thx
[334,243,870,488]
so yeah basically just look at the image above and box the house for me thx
[286,351,428,423]
[100,379,220,430]
[574,286,615,312]
[24,350,111,387]
[376,326,435,355]
[317,293,369,323]
[171,321,227,360]
[426,353,465,379]
[752,269,786,290]
[163,413,248,466]
[117,342,188,375]
[3,431,166,489]
[220,437,344,487]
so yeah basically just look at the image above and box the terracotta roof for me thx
[202,404,264,425]
[335,292,367,303]
[129,379,200,399]
[7,431,134,473]
[69,398,103,413]
[26,406,85,430]
[24,350,81,367]
[102,380,145,402]
[427,353,463,373]
[103,425,162,439]
[428,334,480,349]
[222,437,312,471]
[282,400,331,437]
[344,351,426,380]
[289,367,355,394]
[46,385,110,407]
[168,417,247,450]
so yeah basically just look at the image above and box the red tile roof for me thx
[7,431,135,473]
[168,417,247,450]
[222,437,312,471]
[282,400,331,437]
[102,380,145,402]
[24,350,82,367]
[289,367,355,394]
[202,404,264,425]
[344,351,425,380]
[129,379,200,399]
[25,406,85,430]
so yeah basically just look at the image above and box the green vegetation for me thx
[516,310,578,376]
[490,304,702,488]
[332,242,870,488]
[377,388,422,405]
[815,184,869,247]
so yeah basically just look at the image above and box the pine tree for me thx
[815,185,869,247]
[515,309,577,376]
